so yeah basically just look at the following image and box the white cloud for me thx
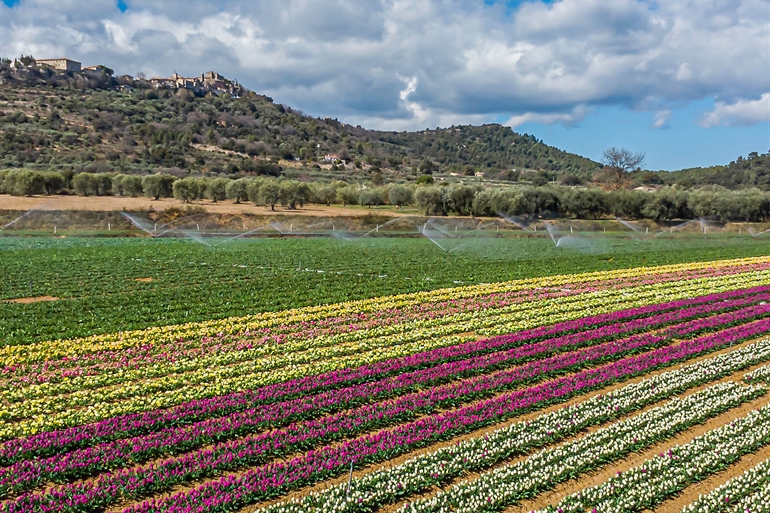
[343,74,491,131]
[698,93,770,127]
[652,109,673,129]
[505,105,590,129]
[0,0,768,130]
[676,63,692,81]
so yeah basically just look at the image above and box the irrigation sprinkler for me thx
[616,218,649,237]
[121,213,157,237]
[544,222,560,246]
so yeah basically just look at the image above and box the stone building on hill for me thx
[36,58,81,72]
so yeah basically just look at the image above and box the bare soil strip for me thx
[0,195,413,217]
[2,296,59,304]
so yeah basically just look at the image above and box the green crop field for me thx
[1,233,768,346]
[2,231,770,513]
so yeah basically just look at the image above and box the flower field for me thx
[2,255,770,513]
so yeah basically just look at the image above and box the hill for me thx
[0,62,600,184]
[1,61,767,190]
[646,152,770,190]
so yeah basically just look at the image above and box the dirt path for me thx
[1,296,59,304]
[0,195,414,217]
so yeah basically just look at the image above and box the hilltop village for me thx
[1,55,246,97]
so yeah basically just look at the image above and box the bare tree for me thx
[598,147,645,190]
[602,147,645,173]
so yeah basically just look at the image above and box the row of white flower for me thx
[540,403,770,513]
[679,457,770,513]
[726,480,770,513]
[254,340,770,513]
[745,363,770,385]
[398,382,766,513]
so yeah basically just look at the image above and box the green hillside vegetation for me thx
[0,62,599,183]
[640,152,770,190]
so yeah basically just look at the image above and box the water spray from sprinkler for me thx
[213,224,271,246]
[2,202,53,231]
[120,212,157,237]
[498,213,534,233]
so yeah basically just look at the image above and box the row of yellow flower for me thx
[3,278,697,402]
[3,257,767,367]
[7,271,768,406]
[1,271,768,440]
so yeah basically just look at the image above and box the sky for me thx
[0,0,769,170]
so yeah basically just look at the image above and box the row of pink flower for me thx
[3,284,767,467]
[209,262,770,343]
[6,295,767,496]
[10,262,767,383]
[6,317,769,513]
[7,302,769,506]
[118,319,770,513]
[0,332,668,510]
[664,303,770,337]
[0,332,665,499]
[0,287,770,465]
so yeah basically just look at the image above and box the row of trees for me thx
[2,169,770,222]
[426,185,770,222]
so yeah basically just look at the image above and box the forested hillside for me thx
[648,152,770,190]
[0,63,599,182]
